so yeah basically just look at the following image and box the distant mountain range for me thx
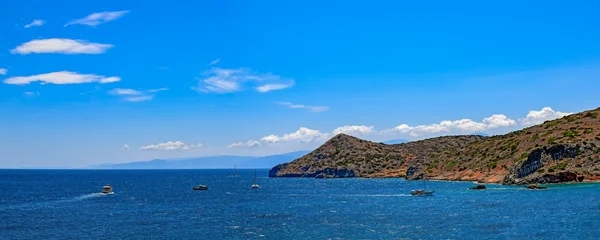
[383,139,409,144]
[89,151,310,169]
[472,132,490,136]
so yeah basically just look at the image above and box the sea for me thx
[1,169,599,240]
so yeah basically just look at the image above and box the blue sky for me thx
[1,0,599,168]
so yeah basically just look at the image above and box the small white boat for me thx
[101,184,113,194]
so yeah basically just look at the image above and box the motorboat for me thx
[101,184,113,194]
[411,189,434,196]
[527,184,547,190]
[469,184,487,190]
[193,185,208,191]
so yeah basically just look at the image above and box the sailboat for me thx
[411,173,434,196]
[251,169,259,189]
[233,164,237,177]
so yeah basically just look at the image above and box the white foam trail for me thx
[7,192,110,210]
[348,194,412,197]
[72,192,108,200]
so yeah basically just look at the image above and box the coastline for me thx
[270,174,600,186]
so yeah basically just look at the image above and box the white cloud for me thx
[24,19,45,28]
[228,140,261,148]
[3,71,120,85]
[11,38,113,55]
[260,127,330,144]
[387,120,477,137]
[519,107,572,126]
[229,127,329,148]
[65,10,129,27]
[24,92,40,96]
[123,144,130,150]
[333,125,375,136]
[0,68,6,75]
[276,102,329,112]
[209,58,220,65]
[256,83,294,92]
[140,141,203,151]
[383,114,518,137]
[194,67,294,93]
[109,88,168,102]
[483,114,517,128]
[391,124,412,133]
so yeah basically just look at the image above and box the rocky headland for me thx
[270,108,600,184]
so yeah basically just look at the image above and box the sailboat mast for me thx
[254,169,257,184]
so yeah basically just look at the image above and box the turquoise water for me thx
[1,170,599,239]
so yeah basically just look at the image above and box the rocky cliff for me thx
[270,108,600,184]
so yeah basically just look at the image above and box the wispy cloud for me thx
[65,10,129,27]
[193,67,295,93]
[124,96,153,102]
[24,92,40,96]
[147,88,169,93]
[109,88,142,95]
[0,68,6,75]
[11,38,113,55]
[140,141,203,151]
[24,19,45,28]
[108,87,168,102]
[276,102,329,112]
[228,140,261,148]
[257,83,295,93]
[209,58,220,65]
[3,71,120,85]
[123,144,130,150]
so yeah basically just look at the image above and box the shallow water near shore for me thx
[1,169,599,239]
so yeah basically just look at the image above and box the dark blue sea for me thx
[1,170,599,240]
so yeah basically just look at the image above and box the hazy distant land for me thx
[89,151,309,169]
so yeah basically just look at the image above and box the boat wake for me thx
[6,192,111,211]
[72,192,111,200]
[351,194,412,197]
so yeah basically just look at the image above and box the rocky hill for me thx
[270,108,600,184]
